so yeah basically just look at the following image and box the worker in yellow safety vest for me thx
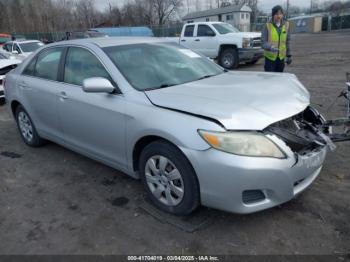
[262,5,292,72]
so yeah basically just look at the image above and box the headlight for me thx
[242,37,251,48]
[198,130,286,158]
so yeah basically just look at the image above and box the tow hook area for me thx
[323,74,350,143]
[320,118,350,142]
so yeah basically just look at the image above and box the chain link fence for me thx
[18,22,265,41]
[322,14,350,31]
[16,14,350,42]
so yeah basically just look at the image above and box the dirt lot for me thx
[0,31,349,256]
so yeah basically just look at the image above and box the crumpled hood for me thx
[145,71,310,130]
[0,59,21,70]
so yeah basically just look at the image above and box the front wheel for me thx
[139,140,200,215]
[219,48,239,69]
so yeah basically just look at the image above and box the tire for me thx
[139,140,200,215]
[219,47,239,69]
[15,105,45,147]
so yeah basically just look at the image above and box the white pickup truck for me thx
[177,22,263,69]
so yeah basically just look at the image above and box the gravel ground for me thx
[0,31,349,256]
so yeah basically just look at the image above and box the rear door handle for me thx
[59,91,68,100]
[181,39,186,42]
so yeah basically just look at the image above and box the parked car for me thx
[0,33,11,46]
[2,40,44,60]
[176,22,263,69]
[65,30,108,40]
[0,52,21,104]
[4,37,345,215]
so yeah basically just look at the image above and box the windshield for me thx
[19,42,44,52]
[212,23,240,34]
[103,43,224,91]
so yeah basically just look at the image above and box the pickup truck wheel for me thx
[139,140,200,215]
[219,48,239,69]
[15,105,46,147]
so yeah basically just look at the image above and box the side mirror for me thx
[12,50,19,54]
[82,77,115,93]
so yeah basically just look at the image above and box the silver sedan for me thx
[4,37,335,215]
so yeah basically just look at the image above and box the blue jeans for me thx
[264,57,285,72]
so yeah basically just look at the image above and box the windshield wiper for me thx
[197,74,218,80]
[144,83,176,91]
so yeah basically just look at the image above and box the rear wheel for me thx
[139,140,200,215]
[15,105,45,147]
[219,48,239,69]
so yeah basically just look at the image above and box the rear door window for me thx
[34,48,63,81]
[184,25,195,37]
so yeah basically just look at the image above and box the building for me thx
[182,4,252,32]
[288,15,323,33]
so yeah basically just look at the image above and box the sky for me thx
[92,0,332,13]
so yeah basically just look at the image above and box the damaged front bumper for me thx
[182,106,349,214]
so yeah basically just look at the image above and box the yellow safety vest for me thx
[264,22,289,61]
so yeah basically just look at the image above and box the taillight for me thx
[2,78,6,90]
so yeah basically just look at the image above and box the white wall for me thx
[185,11,251,32]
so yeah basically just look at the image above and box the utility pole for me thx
[310,0,313,15]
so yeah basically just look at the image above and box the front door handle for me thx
[195,39,200,42]
[181,39,186,42]
[59,91,68,100]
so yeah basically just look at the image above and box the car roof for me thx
[185,22,225,26]
[51,37,173,48]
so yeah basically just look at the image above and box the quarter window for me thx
[34,48,63,81]
[64,47,111,86]
[23,57,37,76]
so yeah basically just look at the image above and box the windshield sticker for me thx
[179,49,201,58]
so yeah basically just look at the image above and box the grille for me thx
[242,190,265,204]
[252,37,262,48]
